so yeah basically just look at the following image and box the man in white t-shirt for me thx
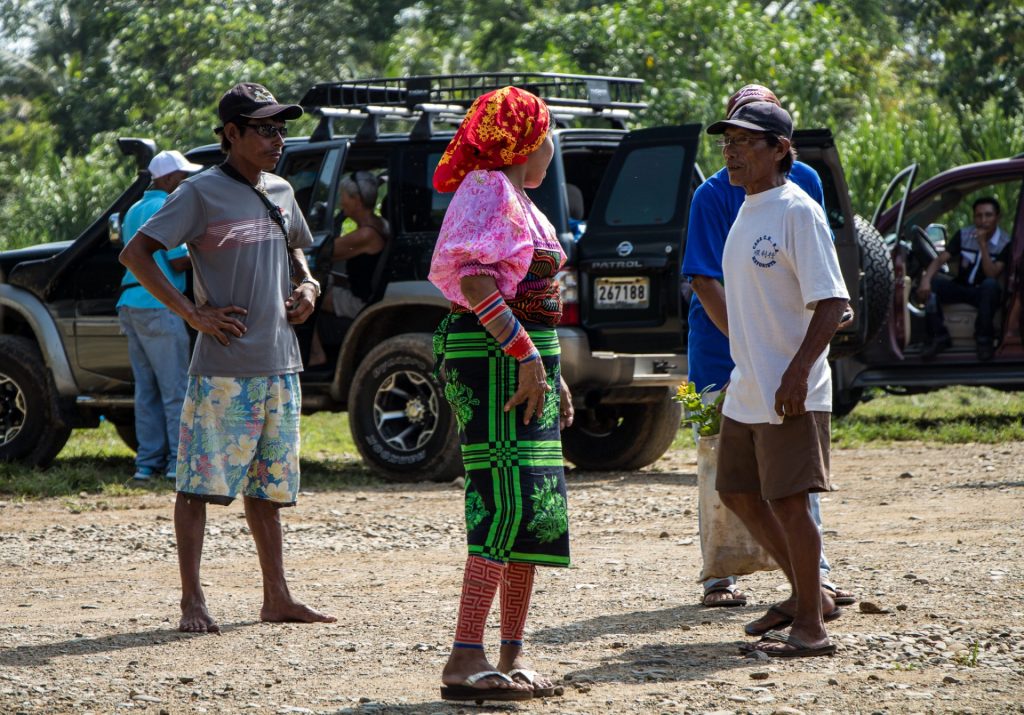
[708,101,850,658]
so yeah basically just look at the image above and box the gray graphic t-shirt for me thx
[140,166,314,377]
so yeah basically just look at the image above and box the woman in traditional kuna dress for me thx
[430,86,573,703]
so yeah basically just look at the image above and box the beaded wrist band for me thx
[471,289,540,363]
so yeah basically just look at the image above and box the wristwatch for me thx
[298,276,321,300]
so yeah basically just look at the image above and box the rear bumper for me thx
[557,326,687,389]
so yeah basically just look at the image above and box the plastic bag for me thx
[697,434,778,582]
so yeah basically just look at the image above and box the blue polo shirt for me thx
[117,189,188,309]
[682,162,826,392]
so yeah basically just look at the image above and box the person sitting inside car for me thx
[308,171,389,366]
[917,197,1011,361]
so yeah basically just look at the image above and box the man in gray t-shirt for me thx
[120,82,335,634]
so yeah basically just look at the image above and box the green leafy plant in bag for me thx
[673,382,725,437]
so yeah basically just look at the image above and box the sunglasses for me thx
[715,135,766,149]
[244,123,289,139]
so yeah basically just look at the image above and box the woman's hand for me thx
[505,359,550,425]
[558,375,574,430]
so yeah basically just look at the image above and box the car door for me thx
[71,145,211,387]
[576,125,701,354]
[792,129,885,357]
[274,140,349,358]
[872,163,919,354]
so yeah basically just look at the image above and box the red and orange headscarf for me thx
[433,86,551,193]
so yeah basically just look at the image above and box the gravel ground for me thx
[1,442,1022,715]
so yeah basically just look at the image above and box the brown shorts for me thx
[716,412,831,500]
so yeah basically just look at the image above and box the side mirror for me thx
[925,223,947,251]
[109,213,123,245]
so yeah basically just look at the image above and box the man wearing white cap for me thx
[117,149,202,481]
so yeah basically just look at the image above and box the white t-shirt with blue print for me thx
[721,182,848,425]
[682,162,825,394]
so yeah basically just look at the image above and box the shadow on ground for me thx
[533,603,756,645]
[559,639,755,687]
[567,470,697,488]
[0,622,258,667]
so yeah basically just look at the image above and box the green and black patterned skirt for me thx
[437,313,570,567]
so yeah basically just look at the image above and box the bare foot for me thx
[179,597,220,634]
[442,648,531,693]
[259,599,336,623]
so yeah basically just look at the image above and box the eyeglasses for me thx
[716,135,765,149]
[245,123,289,139]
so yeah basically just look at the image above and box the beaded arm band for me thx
[471,289,540,363]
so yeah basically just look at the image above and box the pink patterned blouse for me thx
[429,170,566,324]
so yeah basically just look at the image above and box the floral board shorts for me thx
[176,374,301,507]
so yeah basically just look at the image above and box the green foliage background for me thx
[1,0,1022,249]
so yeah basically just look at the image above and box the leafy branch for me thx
[673,382,724,437]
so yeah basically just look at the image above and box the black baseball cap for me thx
[707,100,793,139]
[217,82,303,124]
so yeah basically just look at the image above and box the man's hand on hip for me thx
[187,304,248,346]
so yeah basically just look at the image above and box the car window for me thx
[307,148,343,233]
[399,150,452,233]
[905,179,1021,245]
[525,170,563,230]
[603,145,685,226]
[279,150,330,222]
[427,153,455,228]
[562,147,616,221]
[802,157,845,230]
[334,159,389,235]
[399,148,564,234]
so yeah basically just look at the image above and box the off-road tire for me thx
[348,333,462,483]
[833,215,894,360]
[562,392,681,471]
[831,385,863,418]
[0,335,72,468]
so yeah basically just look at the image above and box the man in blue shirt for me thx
[682,85,855,612]
[118,150,201,480]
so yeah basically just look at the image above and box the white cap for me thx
[148,150,202,179]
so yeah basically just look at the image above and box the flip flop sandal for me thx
[749,629,837,658]
[824,585,857,607]
[702,584,748,608]
[743,604,844,638]
[440,670,534,703]
[508,668,564,698]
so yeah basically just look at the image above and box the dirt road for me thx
[1,442,1022,714]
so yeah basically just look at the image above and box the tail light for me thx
[556,269,579,325]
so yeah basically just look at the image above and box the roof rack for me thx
[300,72,646,141]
